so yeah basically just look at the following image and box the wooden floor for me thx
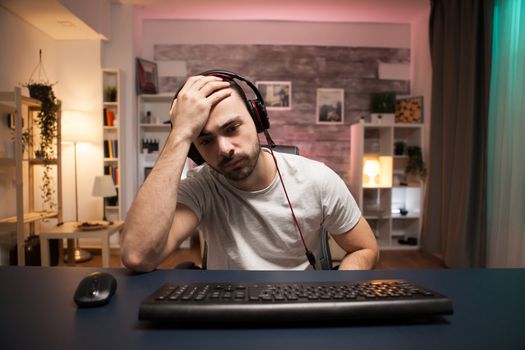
[74,246,446,270]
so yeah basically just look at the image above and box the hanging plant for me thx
[20,50,59,210]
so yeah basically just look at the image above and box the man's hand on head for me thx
[169,75,232,142]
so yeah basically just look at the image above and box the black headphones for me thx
[172,70,270,165]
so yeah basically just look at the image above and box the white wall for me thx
[0,8,58,90]
[0,7,104,230]
[410,10,432,166]
[102,3,140,218]
[55,40,103,223]
[0,7,58,223]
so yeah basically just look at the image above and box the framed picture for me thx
[255,81,291,110]
[395,96,423,123]
[317,88,344,124]
[136,58,158,94]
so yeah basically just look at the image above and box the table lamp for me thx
[62,110,96,263]
[363,158,381,186]
[92,175,117,224]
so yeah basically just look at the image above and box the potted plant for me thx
[405,146,427,181]
[104,86,117,102]
[22,80,59,210]
[394,141,406,156]
[370,92,396,123]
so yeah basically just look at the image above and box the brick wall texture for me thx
[154,44,410,184]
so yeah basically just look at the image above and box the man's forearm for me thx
[337,248,379,270]
[120,131,191,270]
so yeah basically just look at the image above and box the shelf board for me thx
[139,93,174,102]
[139,123,170,129]
[104,126,118,130]
[22,97,42,107]
[28,158,58,165]
[365,122,422,128]
[0,211,58,226]
[106,206,119,210]
[391,213,420,219]
[103,102,118,107]
[392,123,423,128]
[392,184,421,189]
[0,92,42,107]
[364,215,390,220]
[104,158,119,163]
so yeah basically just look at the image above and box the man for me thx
[121,73,378,272]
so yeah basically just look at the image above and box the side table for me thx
[40,221,124,267]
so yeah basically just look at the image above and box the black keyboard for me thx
[139,279,453,325]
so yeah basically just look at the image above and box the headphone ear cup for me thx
[250,100,269,132]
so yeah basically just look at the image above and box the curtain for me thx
[423,0,493,267]
[487,0,525,267]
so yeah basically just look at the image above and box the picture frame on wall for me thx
[136,58,159,94]
[395,96,424,123]
[317,88,344,124]
[255,81,292,110]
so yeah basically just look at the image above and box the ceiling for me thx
[127,0,430,23]
[1,0,105,39]
[1,0,430,40]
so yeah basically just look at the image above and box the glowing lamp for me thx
[363,156,392,188]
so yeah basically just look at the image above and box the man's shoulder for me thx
[274,151,333,183]
[276,151,328,171]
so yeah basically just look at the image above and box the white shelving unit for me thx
[350,120,424,250]
[137,93,191,187]
[0,87,63,265]
[102,69,122,222]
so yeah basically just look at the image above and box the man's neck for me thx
[226,149,276,192]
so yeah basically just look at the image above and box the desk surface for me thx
[1,267,524,350]
[40,220,124,237]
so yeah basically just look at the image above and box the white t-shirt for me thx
[177,149,361,270]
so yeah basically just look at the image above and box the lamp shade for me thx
[92,175,117,197]
[362,156,392,188]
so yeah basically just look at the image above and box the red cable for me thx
[263,131,316,269]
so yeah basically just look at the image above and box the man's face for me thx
[194,91,261,181]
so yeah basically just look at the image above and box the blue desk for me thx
[1,267,524,349]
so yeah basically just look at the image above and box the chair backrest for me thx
[263,144,300,155]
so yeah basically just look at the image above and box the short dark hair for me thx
[224,77,252,116]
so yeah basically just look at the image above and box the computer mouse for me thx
[74,271,117,307]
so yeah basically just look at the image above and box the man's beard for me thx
[213,141,261,182]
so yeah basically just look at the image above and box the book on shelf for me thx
[104,165,119,186]
[103,139,118,158]
[103,108,116,127]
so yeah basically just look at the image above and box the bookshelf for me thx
[350,120,425,250]
[137,94,190,186]
[0,87,63,265]
[102,69,121,221]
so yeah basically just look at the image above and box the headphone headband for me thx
[199,69,266,106]
[178,69,270,165]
